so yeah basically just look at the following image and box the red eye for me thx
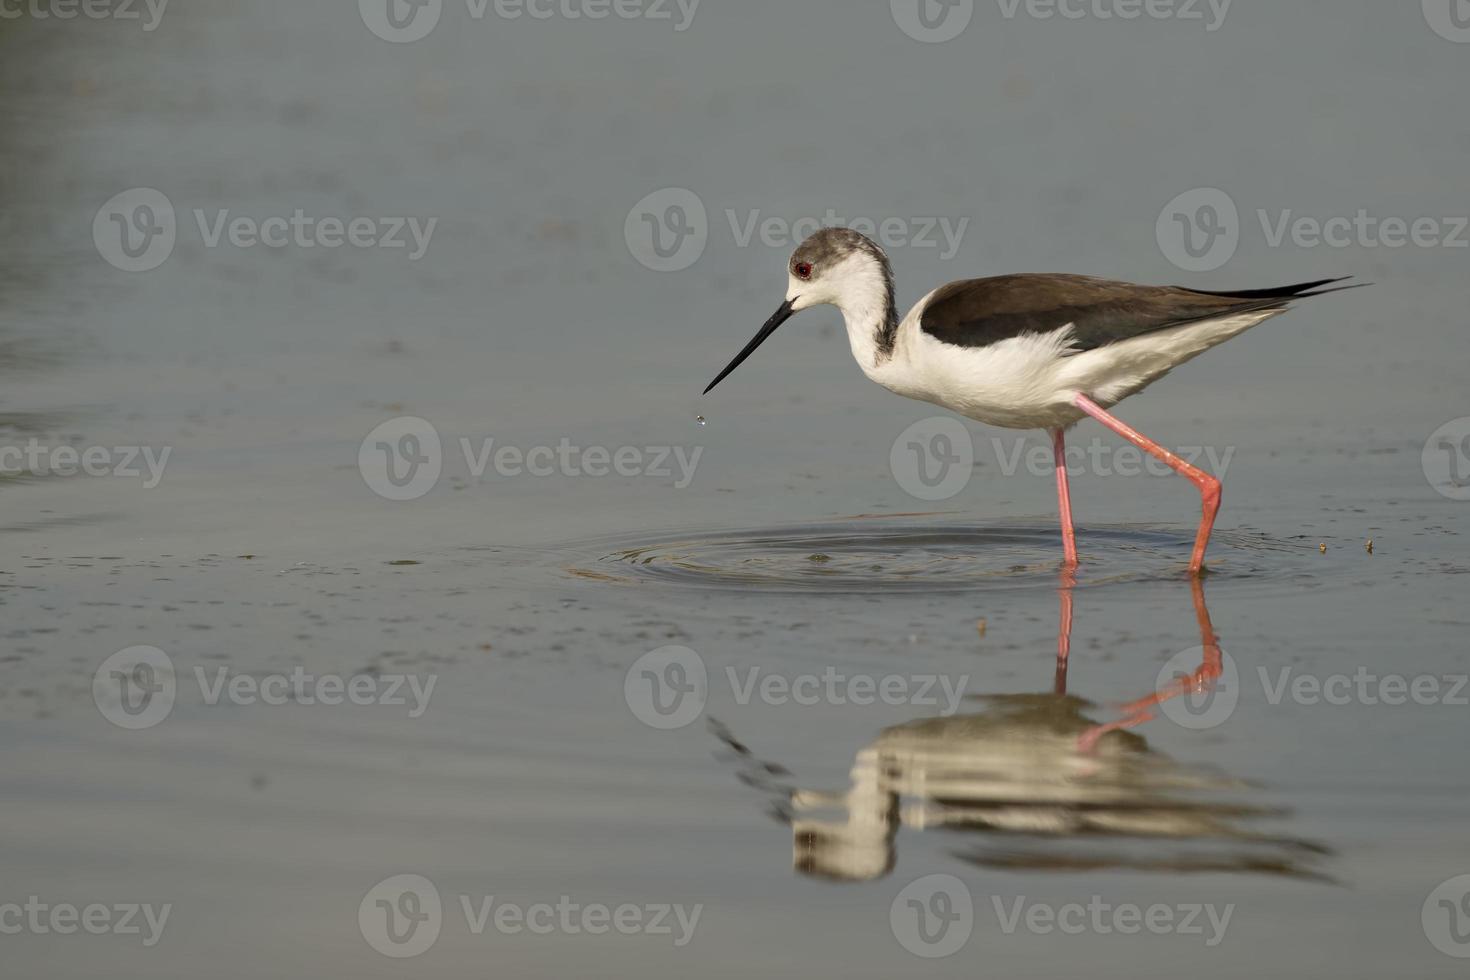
[794,262,813,280]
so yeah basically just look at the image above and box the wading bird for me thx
[704,228,1354,574]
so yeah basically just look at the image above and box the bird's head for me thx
[704,227,895,394]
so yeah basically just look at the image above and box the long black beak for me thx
[703,299,796,395]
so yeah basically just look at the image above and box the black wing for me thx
[919,274,1355,352]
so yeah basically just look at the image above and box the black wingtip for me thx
[1181,276,1363,301]
[1292,278,1371,299]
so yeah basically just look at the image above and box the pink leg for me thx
[1072,393,1222,576]
[1055,566,1076,693]
[1052,428,1079,569]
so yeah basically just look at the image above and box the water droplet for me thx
[695,415,707,427]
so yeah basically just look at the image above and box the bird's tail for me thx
[1181,276,1365,301]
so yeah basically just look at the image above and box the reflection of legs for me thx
[1052,428,1079,568]
[1077,577,1222,752]
[1055,566,1077,695]
[1073,393,1222,575]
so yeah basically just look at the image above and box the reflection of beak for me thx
[703,299,797,395]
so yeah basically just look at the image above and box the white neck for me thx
[825,254,898,376]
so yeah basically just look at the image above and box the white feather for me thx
[841,282,1285,431]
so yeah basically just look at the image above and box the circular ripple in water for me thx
[567,519,1315,595]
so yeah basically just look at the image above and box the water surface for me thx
[2,2,1468,977]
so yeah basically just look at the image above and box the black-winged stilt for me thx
[703,228,1357,575]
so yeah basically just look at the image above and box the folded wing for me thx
[919,274,1355,352]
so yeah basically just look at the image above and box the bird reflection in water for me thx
[713,574,1332,884]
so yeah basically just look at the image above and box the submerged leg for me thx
[1076,575,1223,752]
[1055,566,1077,694]
[1072,393,1222,575]
[1077,576,1223,752]
[1052,428,1079,569]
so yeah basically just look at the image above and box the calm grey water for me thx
[2,1,1468,976]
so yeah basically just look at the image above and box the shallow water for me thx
[3,2,1469,977]
[580,519,1330,592]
